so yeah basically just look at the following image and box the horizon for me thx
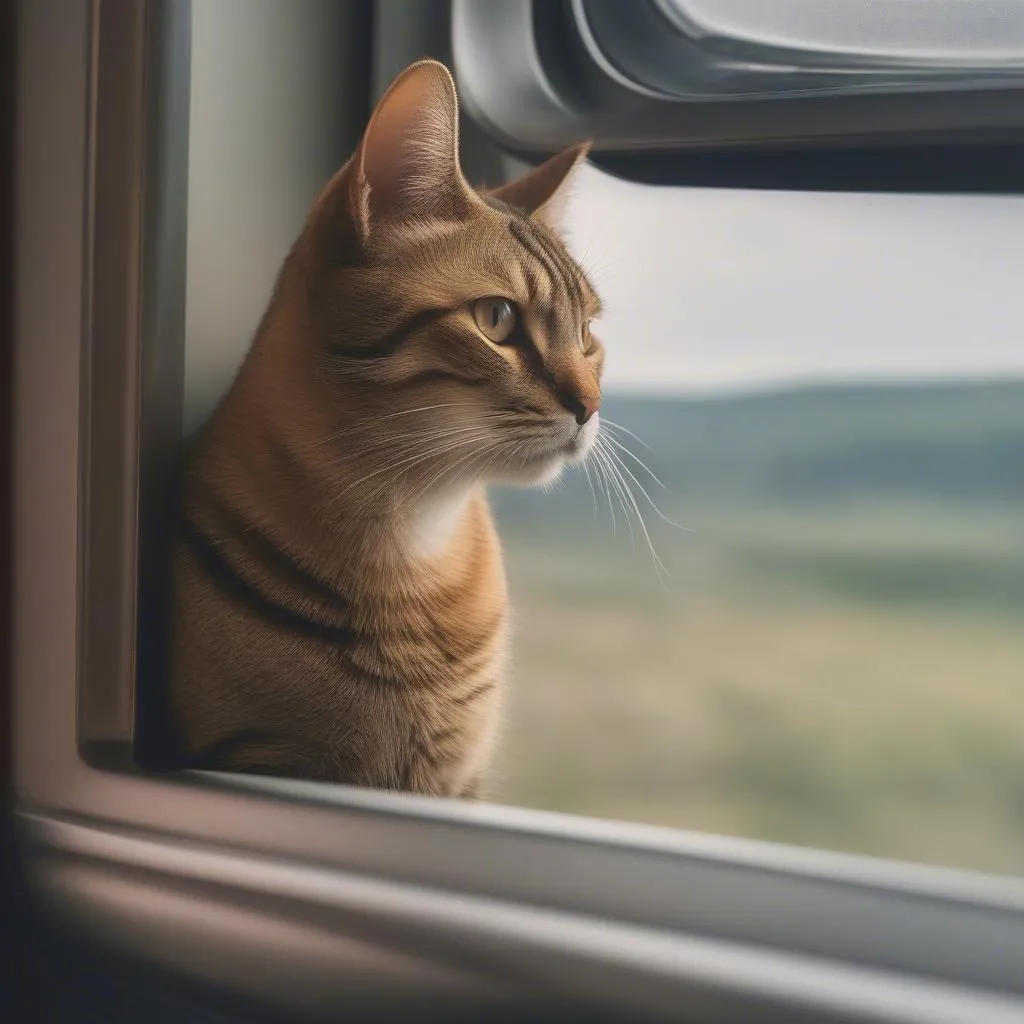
[601,369,1024,401]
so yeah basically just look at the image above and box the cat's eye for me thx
[472,297,518,344]
[582,319,597,353]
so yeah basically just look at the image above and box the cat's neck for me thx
[403,484,478,560]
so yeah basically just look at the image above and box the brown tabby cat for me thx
[169,60,604,798]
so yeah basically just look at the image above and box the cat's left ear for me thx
[352,60,483,238]
[306,60,483,258]
[489,143,590,231]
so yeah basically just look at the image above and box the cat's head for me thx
[294,60,603,494]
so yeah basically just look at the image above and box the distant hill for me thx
[493,378,1024,523]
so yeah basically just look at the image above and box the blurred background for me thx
[491,167,1024,876]
[184,2,1024,877]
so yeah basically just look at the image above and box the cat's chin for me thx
[490,414,599,488]
[493,455,568,488]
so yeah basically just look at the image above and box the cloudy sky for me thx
[564,165,1024,394]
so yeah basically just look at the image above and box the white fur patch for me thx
[408,486,473,559]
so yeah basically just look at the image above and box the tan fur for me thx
[169,61,604,797]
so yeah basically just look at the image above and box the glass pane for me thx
[491,169,1024,875]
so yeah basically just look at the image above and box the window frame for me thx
[12,1,1024,1020]
[452,0,1024,192]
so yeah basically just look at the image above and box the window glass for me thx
[491,168,1024,874]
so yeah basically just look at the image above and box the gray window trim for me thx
[451,0,1024,153]
[21,810,1024,1024]
[12,2,1024,1021]
[452,0,1024,193]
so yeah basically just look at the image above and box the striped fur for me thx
[169,61,604,797]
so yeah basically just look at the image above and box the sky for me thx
[564,164,1024,394]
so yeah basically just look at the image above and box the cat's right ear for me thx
[308,61,481,259]
[488,143,590,232]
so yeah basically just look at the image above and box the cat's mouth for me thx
[563,412,600,462]
[490,414,599,488]
[528,419,596,462]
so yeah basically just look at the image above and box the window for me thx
[12,2,1024,1021]
[492,169,1024,874]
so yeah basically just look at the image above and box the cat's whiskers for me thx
[601,440,686,532]
[601,418,656,455]
[300,410,512,455]
[598,430,663,485]
[402,436,497,509]
[580,455,600,521]
[339,430,497,514]
[368,402,495,422]
[353,422,518,518]
[590,440,618,535]
[602,433,669,494]
[400,437,512,556]
[323,411,563,521]
[335,424,503,493]
[598,439,634,548]
[596,433,670,580]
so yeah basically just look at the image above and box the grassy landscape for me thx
[489,381,1024,876]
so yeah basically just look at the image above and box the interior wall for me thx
[183,0,370,433]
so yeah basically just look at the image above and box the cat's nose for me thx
[561,392,601,426]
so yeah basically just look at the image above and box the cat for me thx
[169,60,604,798]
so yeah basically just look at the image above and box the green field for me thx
[489,381,1024,876]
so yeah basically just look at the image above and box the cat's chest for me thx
[367,586,508,687]
[372,496,509,681]
[400,651,506,795]
[376,572,508,792]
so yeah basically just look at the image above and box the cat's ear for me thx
[489,143,590,231]
[349,60,481,239]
